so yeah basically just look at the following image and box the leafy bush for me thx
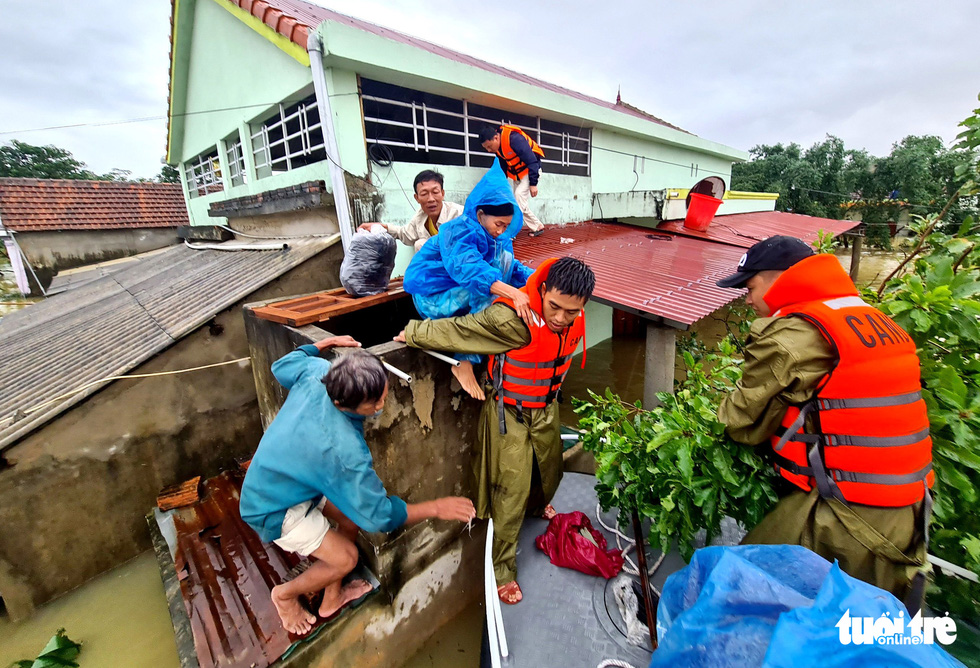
[573,336,778,560]
[871,96,980,622]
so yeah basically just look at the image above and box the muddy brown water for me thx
[0,249,903,667]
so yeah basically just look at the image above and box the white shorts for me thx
[273,497,330,557]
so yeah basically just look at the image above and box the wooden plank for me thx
[252,279,406,327]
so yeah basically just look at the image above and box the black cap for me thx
[716,235,814,289]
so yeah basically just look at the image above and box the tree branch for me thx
[877,188,962,297]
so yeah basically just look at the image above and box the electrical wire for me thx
[0,357,251,430]
[0,93,361,137]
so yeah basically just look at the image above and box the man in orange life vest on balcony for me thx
[479,124,546,236]
[395,257,595,605]
[716,235,934,609]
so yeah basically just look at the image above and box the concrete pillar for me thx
[644,322,676,409]
[848,234,863,282]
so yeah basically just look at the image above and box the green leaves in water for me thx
[11,628,81,668]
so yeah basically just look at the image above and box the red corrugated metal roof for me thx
[514,212,859,328]
[213,0,685,132]
[657,211,858,249]
[0,178,187,232]
[514,222,747,328]
[171,471,315,668]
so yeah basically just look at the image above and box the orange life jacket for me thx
[766,254,933,507]
[497,125,546,181]
[488,258,586,433]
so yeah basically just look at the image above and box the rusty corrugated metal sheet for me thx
[514,222,747,328]
[657,210,858,248]
[514,212,857,328]
[0,238,335,450]
[172,472,303,668]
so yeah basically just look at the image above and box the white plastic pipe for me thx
[383,361,412,384]
[307,33,354,253]
[424,350,461,367]
[485,518,502,668]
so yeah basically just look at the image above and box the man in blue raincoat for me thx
[404,160,535,397]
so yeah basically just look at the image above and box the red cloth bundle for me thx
[534,511,625,578]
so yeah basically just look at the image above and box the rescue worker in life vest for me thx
[394,257,596,604]
[715,236,933,608]
[479,124,545,236]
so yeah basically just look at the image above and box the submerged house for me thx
[165,0,785,341]
[0,178,187,293]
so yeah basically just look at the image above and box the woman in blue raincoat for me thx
[404,160,536,396]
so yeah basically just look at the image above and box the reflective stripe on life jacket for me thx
[766,255,933,507]
[488,258,585,434]
[497,125,545,181]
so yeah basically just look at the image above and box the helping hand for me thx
[393,329,407,343]
[510,289,535,328]
[358,222,387,232]
[316,335,361,351]
[435,497,476,523]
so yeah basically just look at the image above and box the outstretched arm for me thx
[393,303,531,355]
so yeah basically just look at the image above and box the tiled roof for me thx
[0,179,188,232]
[213,0,685,132]
[513,212,859,328]
[0,237,336,449]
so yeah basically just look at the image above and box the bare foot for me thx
[497,580,522,605]
[542,504,557,520]
[451,361,485,400]
[272,584,316,635]
[318,579,373,618]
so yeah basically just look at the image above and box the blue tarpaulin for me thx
[651,545,963,668]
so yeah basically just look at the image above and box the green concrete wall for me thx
[178,0,313,162]
[591,127,734,194]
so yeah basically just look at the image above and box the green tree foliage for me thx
[574,336,778,560]
[0,140,96,180]
[870,95,980,622]
[732,132,979,244]
[0,140,142,182]
[157,163,180,184]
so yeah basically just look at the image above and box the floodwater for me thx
[0,248,905,667]
[0,259,37,320]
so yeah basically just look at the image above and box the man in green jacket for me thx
[716,236,931,608]
[395,257,596,604]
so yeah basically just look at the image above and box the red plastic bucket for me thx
[684,193,723,231]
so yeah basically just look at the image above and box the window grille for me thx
[225,135,247,187]
[251,94,326,178]
[184,149,223,198]
[361,78,591,177]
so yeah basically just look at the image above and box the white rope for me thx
[597,660,638,668]
[0,357,251,429]
[595,503,664,598]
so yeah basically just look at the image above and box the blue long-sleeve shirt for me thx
[239,345,408,542]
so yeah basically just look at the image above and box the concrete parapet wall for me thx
[242,303,486,663]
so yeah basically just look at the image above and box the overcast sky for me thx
[1,0,977,179]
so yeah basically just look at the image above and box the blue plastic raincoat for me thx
[404,160,533,318]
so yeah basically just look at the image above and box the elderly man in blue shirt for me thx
[240,336,475,635]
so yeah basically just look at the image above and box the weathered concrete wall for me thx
[16,228,178,287]
[0,243,344,621]
[242,306,487,666]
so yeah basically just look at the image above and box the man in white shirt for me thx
[360,170,463,251]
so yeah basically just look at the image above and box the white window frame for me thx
[361,79,591,176]
[184,149,223,198]
[251,95,325,177]
[225,135,247,187]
